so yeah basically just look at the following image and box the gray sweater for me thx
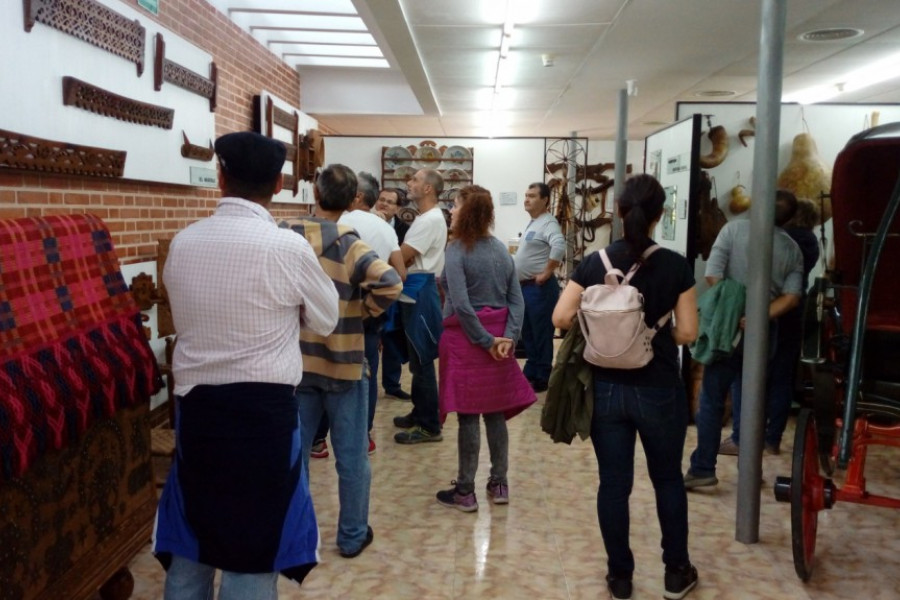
[441,237,525,349]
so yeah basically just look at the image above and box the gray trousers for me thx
[455,412,508,495]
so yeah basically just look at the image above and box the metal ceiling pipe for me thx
[736,0,788,544]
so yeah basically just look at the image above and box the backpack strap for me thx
[599,249,626,286]
[622,244,661,283]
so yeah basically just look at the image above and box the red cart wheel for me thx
[791,408,823,581]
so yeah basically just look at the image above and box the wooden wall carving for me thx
[0,128,126,178]
[63,76,175,130]
[153,34,217,112]
[24,0,146,76]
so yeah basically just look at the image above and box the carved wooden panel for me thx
[284,143,297,162]
[63,76,175,129]
[0,128,126,178]
[24,0,146,76]
[153,33,217,112]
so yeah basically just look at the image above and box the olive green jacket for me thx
[541,325,593,444]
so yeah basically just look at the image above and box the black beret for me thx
[214,132,286,184]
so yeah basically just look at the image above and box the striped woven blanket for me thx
[0,214,162,481]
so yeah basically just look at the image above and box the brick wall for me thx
[0,0,311,263]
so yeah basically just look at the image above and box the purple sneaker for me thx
[435,482,478,512]
[486,477,509,504]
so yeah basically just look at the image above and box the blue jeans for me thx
[521,277,559,383]
[164,554,279,600]
[590,380,690,577]
[296,379,371,555]
[690,352,743,477]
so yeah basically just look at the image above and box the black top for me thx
[394,218,410,244]
[570,239,695,386]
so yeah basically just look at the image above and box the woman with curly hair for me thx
[435,185,536,512]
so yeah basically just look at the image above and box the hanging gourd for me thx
[776,132,832,222]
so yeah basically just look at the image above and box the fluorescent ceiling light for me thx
[276,44,383,58]
[267,32,376,45]
[288,57,389,68]
[785,51,900,104]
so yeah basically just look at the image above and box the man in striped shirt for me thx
[283,164,403,559]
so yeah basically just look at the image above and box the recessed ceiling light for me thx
[798,27,864,42]
[693,90,736,97]
[642,120,670,126]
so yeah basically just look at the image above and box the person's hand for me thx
[489,337,514,360]
[534,271,550,285]
[371,208,388,221]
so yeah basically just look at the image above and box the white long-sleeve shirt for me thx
[165,197,339,395]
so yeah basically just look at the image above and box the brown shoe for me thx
[718,438,739,456]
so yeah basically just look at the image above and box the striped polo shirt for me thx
[283,217,402,390]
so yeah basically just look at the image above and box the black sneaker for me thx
[385,388,411,400]
[531,379,549,393]
[339,526,374,559]
[393,412,415,428]
[606,573,632,599]
[664,564,698,599]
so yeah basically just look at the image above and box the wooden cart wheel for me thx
[791,408,822,582]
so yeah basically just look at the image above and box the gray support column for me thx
[613,88,628,239]
[736,0,787,543]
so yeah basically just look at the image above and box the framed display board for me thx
[643,114,702,262]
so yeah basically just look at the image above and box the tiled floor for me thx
[129,379,900,599]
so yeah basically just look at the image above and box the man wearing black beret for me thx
[154,131,340,597]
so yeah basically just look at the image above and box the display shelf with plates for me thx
[381,140,474,191]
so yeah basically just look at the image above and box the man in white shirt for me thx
[393,168,447,444]
[154,131,339,597]
[337,171,407,454]
[375,187,413,401]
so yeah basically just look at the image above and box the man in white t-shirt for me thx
[393,168,448,444]
[337,171,407,454]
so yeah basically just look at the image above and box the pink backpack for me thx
[576,245,670,369]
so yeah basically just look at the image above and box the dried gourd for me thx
[699,125,729,169]
[729,184,751,214]
[777,133,831,222]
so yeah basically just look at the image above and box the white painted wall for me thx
[324,136,644,249]
[1,0,216,185]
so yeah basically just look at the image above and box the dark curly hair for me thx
[452,185,494,250]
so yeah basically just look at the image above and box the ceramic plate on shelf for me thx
[440,145,472,170]
[390,166,416,183]
[384,145,412,170]
[413,145,442,167]
[442,168,470,182]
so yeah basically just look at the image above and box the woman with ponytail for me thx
[552,174,699,600]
